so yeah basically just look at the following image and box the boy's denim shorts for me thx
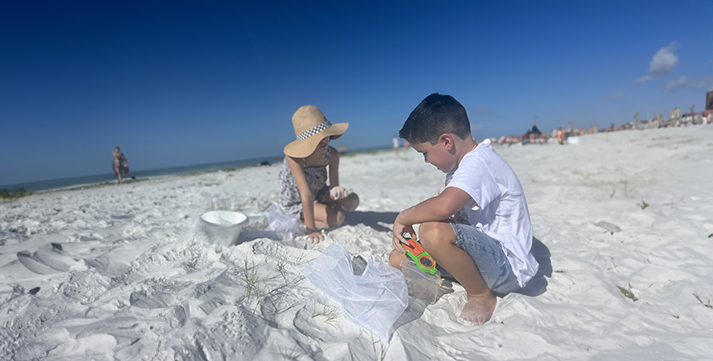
[446,221,520,296]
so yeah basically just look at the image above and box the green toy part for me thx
[401,237,437,274]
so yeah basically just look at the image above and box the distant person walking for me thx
[392,135,400,154]
[112,146,129,184]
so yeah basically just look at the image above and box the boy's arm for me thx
[392,187,474,252]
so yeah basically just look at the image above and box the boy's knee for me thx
[389,249,406,269]
[418,221,455,250]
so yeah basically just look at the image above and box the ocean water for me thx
[1,155,286,193]
[1,145,393,194]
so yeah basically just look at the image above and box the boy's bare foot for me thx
[460,292,497,325]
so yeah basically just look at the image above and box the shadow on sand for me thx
[235,210,400,244]
[512,236,552,297]
[235,227,281,244]
[342,210,399,232]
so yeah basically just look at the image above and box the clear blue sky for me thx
[1,0,712,186]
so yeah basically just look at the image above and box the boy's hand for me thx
[392,217,415,254]
[392,188,472,252]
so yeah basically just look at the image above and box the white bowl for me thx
[199,211,249,246]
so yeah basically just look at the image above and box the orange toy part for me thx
[401,237,437,274]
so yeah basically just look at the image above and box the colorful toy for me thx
[401,237,437,274]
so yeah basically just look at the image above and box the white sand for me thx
[2,125,713,360]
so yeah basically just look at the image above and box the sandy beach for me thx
[2,125,712,360]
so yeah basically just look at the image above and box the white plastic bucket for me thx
[199,211,249,246]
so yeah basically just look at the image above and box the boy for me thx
[390,93,539,325]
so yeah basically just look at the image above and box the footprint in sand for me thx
[292,306,361,342]
[17,251,62,275]
[16,246,81,275]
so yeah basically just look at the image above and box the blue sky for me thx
[1,0,712,186]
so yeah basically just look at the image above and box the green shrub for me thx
[0,188,32,199]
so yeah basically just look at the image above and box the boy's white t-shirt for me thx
[445,139,539,286]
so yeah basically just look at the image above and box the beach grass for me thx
[0,188,31,201]
[275,258,288,284]
[62,177,148,192]
[637,199,649,210]
[279,344,302,360]
[693,293,713,309]
[311,303,342,324]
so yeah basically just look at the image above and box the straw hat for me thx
[283,105,348,158]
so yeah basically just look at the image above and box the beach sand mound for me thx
[1,125,712,360]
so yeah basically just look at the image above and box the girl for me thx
[279,105,359,242]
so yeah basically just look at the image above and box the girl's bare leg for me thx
[337,193,360,211]
[311,203,344,228]
[325,193,359,212]
[305,193,359,230]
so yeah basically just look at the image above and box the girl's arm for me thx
[285,156,319,234]
[328,146,340,188]
[327,147,350,200]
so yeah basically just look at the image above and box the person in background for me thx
[112,146,129,184]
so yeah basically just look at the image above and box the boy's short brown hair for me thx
[399,93,471,144]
